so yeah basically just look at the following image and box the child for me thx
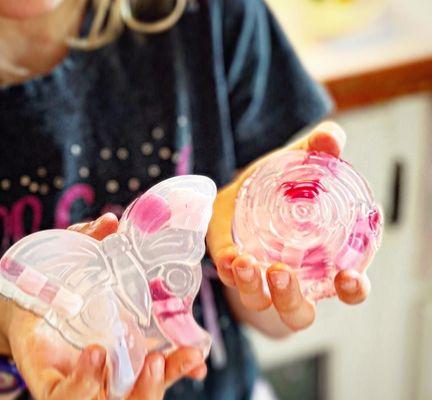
[0,0,370,399]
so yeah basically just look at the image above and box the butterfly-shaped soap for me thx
[0,175,217,399]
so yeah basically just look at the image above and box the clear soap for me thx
[233,151,383,300]
[0,175,216,399]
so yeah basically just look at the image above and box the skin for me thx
[0,0,86,85]
[0,0,63,19]
[0,214,207,400]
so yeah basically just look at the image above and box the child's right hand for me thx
[1,214,206,400]
[207,122,371,336]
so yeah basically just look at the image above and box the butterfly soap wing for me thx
[120,175,216,269]
[0,230,116,342]
[118,175,217,354]
[0,230,141,399]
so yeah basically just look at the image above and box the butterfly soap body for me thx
[0,176,217,400]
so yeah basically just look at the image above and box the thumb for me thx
[44,345,106,400]
[68,213,119,241]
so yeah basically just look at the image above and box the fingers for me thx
[214,246,238,287]
[215,247,272,311]
[68,213,119,240]
[186,363,207,381]
[43,345,106,400]
[306,121,347,157]
[334,270,371,305]
[232,255,272,311]
[288,121,346,157]
[129,353,165,400]
[129,349,206,400]
[267,264,316,331]
[164,347,204,388]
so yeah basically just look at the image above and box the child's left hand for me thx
[206,122,371,333]
[4,215,206,400]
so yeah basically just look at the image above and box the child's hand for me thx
[4,214,206,400]
[206,122,371,333]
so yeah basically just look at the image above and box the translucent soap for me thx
[0,175,216,399]
[233,151,383,300]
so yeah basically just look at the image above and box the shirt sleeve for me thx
[222,0,333,168]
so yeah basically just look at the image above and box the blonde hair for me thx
[67,0,188,50]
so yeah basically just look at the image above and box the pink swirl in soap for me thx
[150,278,208,347]
[128,193,171,234]
[281,180,327,200]
[233,150,383,301]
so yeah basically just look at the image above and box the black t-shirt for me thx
[0,0,331,399]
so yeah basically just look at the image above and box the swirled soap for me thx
[233,151,383,300]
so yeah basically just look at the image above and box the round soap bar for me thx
[232,150,383,300]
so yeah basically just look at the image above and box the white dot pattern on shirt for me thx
[20,175,31,187]
[70,144,82,156]
[106,180,119,193]
[117,147,129,160]
[8,127,187,195]
[158,147,172,160]
[29,182,39,193]
[1,179,10,190]
[53,176,64,189]
[148,165,161,178]
[100,147,112,160]
[36,167,47,178]
[141,143,153,156]
[151,127,165,140]
[79,167,90,178]
[128,178,140,192]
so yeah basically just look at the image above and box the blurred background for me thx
[247,1,432,400]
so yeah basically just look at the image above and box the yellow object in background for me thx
[295,0,389,39]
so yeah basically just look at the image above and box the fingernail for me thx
[236,266,255,282]
[92,214,107,226]
[90,348,106,368]
[150,356,164,378]
[269,271,290,289]
[341,279,358,293]
[69,222,87,231]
